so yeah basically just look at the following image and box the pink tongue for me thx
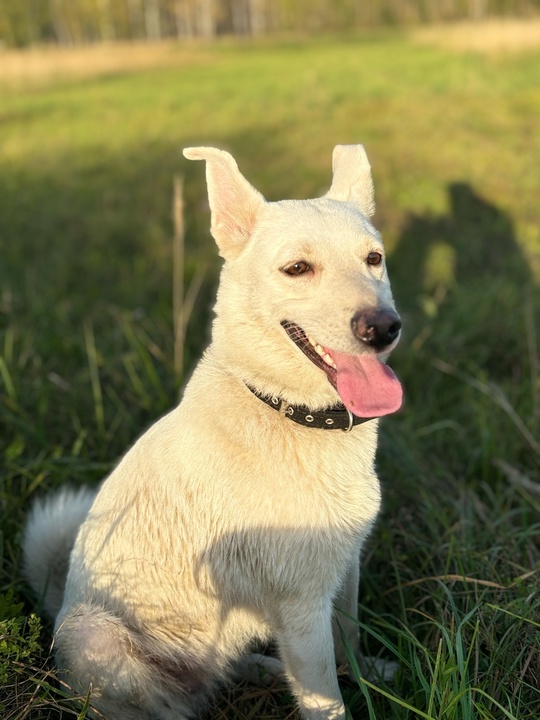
[329,351,403,418]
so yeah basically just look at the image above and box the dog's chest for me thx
[204,513,372,603]
[72,404,381,617]
[193,431,381,600]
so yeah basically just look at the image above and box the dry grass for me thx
[3,19,540,88]
[411,18,540,54]
[0,40,214,86]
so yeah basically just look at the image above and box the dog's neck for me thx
[245,385,373,432]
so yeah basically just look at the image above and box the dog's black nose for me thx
[351,308,402,350]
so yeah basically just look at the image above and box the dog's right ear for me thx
[325,145,375,217]
[183,147,265,259]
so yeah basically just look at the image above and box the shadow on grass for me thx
[378,182,538,494]
[0,127,302,325]
[388,181,536,381]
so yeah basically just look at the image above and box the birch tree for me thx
[197,0,216,37]
[144,0,162,40]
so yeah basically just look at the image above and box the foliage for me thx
[0,591,44,720]
[0,592,41,684]
[0,0,540,47]
[0,28,539,719]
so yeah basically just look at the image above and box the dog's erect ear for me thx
[325,145,375,217]
[183,147,265,258]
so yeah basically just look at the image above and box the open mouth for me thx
[280,319,403,418]
[281,321,338,389]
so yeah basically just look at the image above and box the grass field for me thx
[1,22,539,719]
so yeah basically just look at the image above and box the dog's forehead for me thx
[256,198,381,250]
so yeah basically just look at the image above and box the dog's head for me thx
[184,145,402,418]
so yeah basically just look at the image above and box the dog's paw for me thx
[234,653,284,687]
[358,656,398,683]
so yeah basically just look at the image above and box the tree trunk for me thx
[197,0,215,37]
[144,0,162,40]
[470,0,489,20]
[249,0,265,35]
[49,0,72,45]
[231,0,250,35]
[174,0,195,38]
[127,0,143,38]
[97,0,115,41]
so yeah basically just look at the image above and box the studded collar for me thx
[245,385,373,432]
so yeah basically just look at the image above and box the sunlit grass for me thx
[1,28,539,719]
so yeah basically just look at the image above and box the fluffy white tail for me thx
[22,486,97,619]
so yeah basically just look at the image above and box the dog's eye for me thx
[366,252,383,266]
[283,261,312,276]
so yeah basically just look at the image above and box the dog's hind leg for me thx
[234,652,284,687]
[55,605,203,720]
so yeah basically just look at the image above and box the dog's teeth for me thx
[306,336,334,366]
[323,353,336,368]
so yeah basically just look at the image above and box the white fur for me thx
[23,486,97,618]
[23,145,399,720]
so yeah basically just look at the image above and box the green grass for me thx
[1,30,539,719]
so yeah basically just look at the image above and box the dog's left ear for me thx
[183,146,265,259]
[325,145,375,217]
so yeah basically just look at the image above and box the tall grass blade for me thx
[358,677,436,719]
[525,292,539,426]
[83,319,105,437]
[427,638,443,716]
[472,688,520,720]
[433,358,540,456]
[0,357,17,401]
[173,174,185,378]
[335,618,377,720]
[485,604,540,629]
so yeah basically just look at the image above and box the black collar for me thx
[246,385,373,431]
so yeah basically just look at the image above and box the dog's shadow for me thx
[387,182,536,378]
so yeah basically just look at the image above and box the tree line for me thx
[0,0,538,47]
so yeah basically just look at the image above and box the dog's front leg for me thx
[333,552,361,668]
[333,553,398,683]
[271,595,345,720]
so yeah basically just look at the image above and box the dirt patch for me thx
[0,40,214,86]
[411,18,540,54]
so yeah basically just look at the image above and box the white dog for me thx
[23,145,402,720]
